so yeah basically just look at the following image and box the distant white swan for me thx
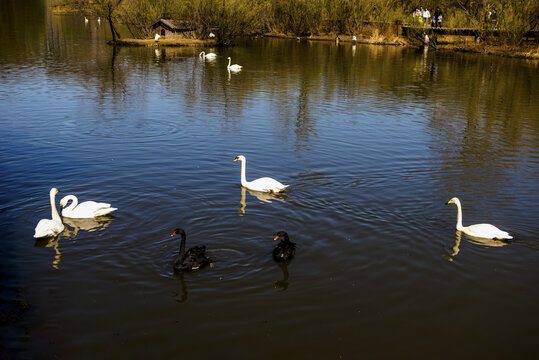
[208,32,216,38]
[97,17,101,24]
[199,51,217,60]
[227,57,242,72]
[234,155,289,193]
[154,33,161,41]
[60,195,117,218]
[447,197,512,240]
[84,17,88,24]
[34,188,64,238]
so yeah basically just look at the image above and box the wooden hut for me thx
[151,19,197,39]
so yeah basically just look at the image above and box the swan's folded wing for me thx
[76,201,115,217]
[34,219,57,238]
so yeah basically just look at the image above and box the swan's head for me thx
[199,51,205,57]
[234,155,245,162]
[50,188,59,196]
[59,196,68,208]
[274,231,289,241]
[447,197,461,206]
[171,228,185,237]
[227,57,231,60]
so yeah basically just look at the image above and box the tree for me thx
[92,0,125,42]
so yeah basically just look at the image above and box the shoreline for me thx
[112,33,538,60]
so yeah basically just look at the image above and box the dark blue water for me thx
[1,3,538,359]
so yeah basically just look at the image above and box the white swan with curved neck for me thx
[227,57,242,72]
[447,197,512,240]
[199,51,217,60]
[234,155,289,193]
[34,188,64,238]
[59,195,117,218]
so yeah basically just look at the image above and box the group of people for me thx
[413,7,443,28]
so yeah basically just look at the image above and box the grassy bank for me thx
[52,0,538,59]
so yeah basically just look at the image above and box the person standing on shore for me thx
[423,8,431,27]
[434,7,443,28]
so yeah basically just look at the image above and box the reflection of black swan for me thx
[172,228,212,272]
[272,231,295,262]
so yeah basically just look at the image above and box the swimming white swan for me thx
[84,17,88,24]
[447,197,512,240]
[34,188,64,238]
[199,51,217,60]
[234,155,289,193]
[227,57,242,72]
[59,195,117,218]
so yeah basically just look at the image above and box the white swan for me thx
[234,155,289,193]
[447,197,512,240]
[34,188,64,238]
[59,195,117,218]
[227,57,242,72]
[84,17,88,24]
[199,51,217,60]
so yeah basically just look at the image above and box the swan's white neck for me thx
[454,200,464,231]
[63,195,78,212]
[227,57,231,68]
[239,159,247,186]
[50,190,62,222]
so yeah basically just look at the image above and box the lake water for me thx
[1,2,538,359]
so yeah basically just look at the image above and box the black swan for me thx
[172,228,212,272]
[272,231,295,262]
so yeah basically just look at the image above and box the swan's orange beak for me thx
[171,231,176,237]
[274,235,279,241]
[233,157,239,162]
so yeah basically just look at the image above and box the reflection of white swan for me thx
[447,197,512,239]
[199,51,217,60]
[63,216,114,234]
[238,187,287,215]
[447,231,509,262]
[233,155,289,193]
[35,236,62,269]
[60,195,117,218]
[227,57,242,72]
[34,188,64,238]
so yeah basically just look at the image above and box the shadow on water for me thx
[62,215,115,234]
[445,230,511,261]
[238,187,288,215]
[34,235,62,270]
[174,273,189,303]
[273,261,291,291]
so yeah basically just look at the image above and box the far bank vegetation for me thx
[54,0,538,46]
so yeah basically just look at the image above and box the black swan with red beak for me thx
[172,228,212,272]
[272,231,295,262]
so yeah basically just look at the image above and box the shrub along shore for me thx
[53,0,538,59]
